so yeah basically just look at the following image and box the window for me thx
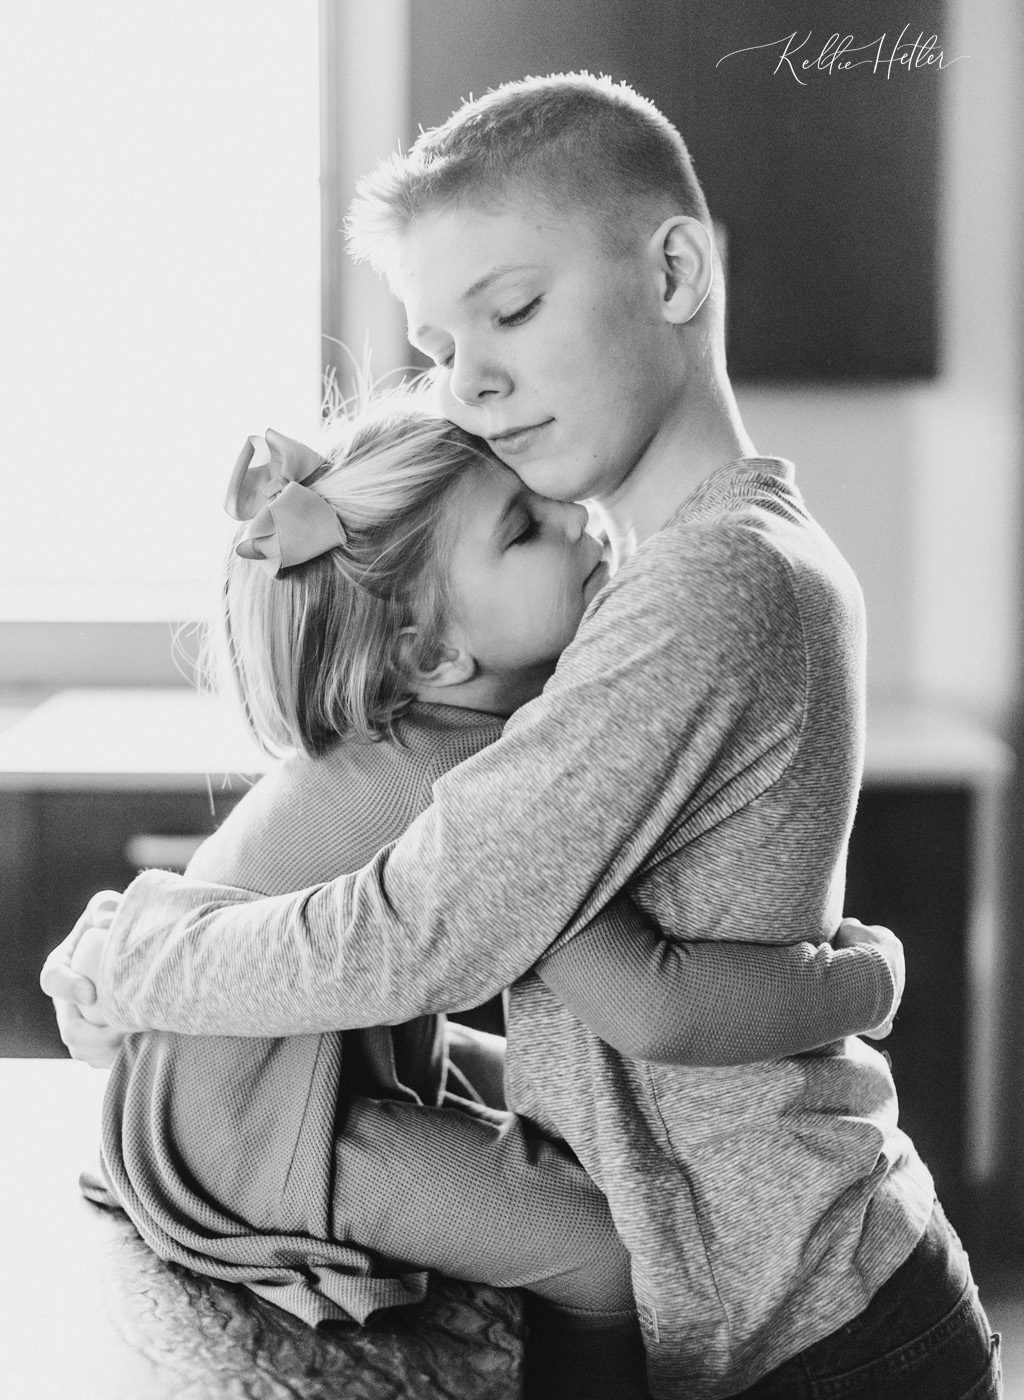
[1,3,322,622]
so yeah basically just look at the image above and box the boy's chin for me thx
[508,456,604,504]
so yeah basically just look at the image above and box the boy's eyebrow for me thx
[462,263,538,302]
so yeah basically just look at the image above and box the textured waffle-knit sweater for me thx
[100,706,501,1326]
[100,701,893,1329]
[96,459,934,1396]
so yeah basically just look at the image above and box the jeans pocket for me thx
[809,1285,995,1398]
[960,1333,1001,1400]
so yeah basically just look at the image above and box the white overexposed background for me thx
[0,2,322,622]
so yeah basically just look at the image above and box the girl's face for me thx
[446,459,608,680]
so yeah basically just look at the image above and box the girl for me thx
[69,393,900,1399]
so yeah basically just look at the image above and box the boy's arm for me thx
[84,533,812,1037]
[536,907,901,1064]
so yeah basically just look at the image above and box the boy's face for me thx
[394,201,684,504]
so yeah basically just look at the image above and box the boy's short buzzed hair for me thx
[347,71,712,271]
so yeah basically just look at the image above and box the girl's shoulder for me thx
[186,707,502,894]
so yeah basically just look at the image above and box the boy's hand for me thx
[40,890,121,1005]
[69,925,113,1022]
[833,917,905,1040]
[40,890,126,1065]
[52,998,125,1067]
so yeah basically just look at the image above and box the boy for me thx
[46,75,999,1397]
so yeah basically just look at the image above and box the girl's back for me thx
[100,703,503,1326]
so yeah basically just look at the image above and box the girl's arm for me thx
[536,904,901,1065]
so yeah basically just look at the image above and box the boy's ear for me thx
[397,627,477,690]
[650,216,714,325]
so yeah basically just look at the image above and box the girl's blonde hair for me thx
[221,391,494,757]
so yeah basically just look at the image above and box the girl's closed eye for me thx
[497,296,542,328]
[509,514,539,546]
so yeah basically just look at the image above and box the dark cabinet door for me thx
[1,789,242,1057]
[846,786,971,1226]
[406,0,943,380]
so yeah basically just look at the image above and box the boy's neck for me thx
[595,372,756,564]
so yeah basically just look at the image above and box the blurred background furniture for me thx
[848,703,1013,1237]
[0,690,265,1058]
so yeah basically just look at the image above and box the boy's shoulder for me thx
[594,511,802,644]
[568,458,861,704]
[603,457,853,622]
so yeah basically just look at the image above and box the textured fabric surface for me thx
[730,1202,999,1399]
[2,1057,525,1400]
[101,706,504,1326]
[100,694,892,1338]
[97,459,937,1397]
[540,919,895,1064]
[328,1092,635,1312]
[86,1197,527,1400]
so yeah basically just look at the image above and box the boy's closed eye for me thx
[428,296,544,367]
[497,295,543,328]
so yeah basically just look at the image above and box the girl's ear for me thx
[649,216,714,325]
[398,627,477,690]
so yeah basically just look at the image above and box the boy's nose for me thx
[448,349,511,407]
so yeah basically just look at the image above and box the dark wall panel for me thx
[409,0,943,381]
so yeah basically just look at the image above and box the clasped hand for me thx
[39,890,126,1068]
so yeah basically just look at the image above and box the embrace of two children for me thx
[43,73,1000,1400]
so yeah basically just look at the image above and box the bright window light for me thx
[0,3,322,621]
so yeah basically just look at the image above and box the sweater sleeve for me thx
[93,531,812,1037]
[536,902,895,1065]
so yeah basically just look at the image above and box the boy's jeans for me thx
[735,1200,1001,1399]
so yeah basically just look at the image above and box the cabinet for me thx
[847,706,1013,1231]
[0,691,266,1056]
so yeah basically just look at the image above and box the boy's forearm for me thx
[93,545,807,1035]
[538,915,896,1065]
[95,861,543,1036]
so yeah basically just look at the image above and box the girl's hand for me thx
[833,916,906,1040]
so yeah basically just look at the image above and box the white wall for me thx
[326,0,411,392]
[0,2,322,622]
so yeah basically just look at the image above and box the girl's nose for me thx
[556,499,589,543]
[448,346,512,407]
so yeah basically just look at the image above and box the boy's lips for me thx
[487,419,553,455]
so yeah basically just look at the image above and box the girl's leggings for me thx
[330,1090,648,1400]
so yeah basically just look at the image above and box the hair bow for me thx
[225,428,346,577]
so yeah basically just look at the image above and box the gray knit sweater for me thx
[100,699,891,1332]
[94,459,933,1397]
